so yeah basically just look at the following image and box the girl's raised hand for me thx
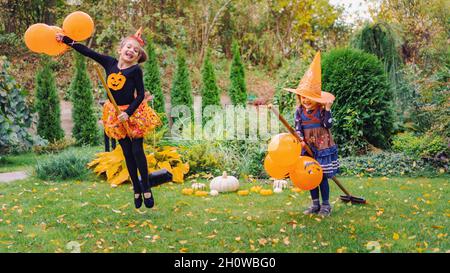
[324,102,333,111]
[56,33,64,42]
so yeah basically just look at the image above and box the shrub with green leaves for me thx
[229,41,247,105]
[392,132,447,158]
[0,57,45,154]
[70,53,99,146]
[322,48,394,155]
[144,37,167,125]
[339,152,441,177]
[35,57,64,143]
[35,149,92,181]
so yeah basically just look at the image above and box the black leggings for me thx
[118,137,149,194]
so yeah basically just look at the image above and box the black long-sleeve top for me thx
[63,36,144,116]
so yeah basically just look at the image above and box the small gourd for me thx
[191,183,206,190]
[273,180,288,190]
[181,188,194,195]
[250,185,262,193]
[291,187,302,193]
[259,189,273,196]
[210,171,239,192]
[209,190,219,196]
[274,187,283,193]
[194,190,208,197]
[237,190,249,196]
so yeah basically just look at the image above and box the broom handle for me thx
[268,104,352,196]
[94,64,133,140]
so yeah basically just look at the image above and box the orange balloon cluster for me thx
[264,133,323,190]
[23,11,94,56]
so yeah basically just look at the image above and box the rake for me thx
[268,104,366,204]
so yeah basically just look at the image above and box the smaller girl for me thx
[56,28,161,209]
[284,52,339,217]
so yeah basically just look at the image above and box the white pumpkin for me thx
[210,171,239,192]
[191,182,206,190]
[209,190,219,196]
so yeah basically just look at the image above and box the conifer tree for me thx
[35,57,64,142]
[144,37,166,120]
[170,50,193,123]
[70,53,99,145]
[229,41,247,105]
[201,49,221,112]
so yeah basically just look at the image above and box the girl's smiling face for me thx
[118,38,142,64]
[300,96,319,110]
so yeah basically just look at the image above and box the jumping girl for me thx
[56,28,161,209]
[284,52,339,217]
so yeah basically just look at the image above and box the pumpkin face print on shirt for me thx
[107,72,126,90]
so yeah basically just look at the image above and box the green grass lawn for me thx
[0,174,448,253]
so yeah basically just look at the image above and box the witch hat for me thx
[130,27,145,46]
[284,51,335,104]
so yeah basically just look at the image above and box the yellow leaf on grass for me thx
[109,167,129,185]
[393,233,400,240]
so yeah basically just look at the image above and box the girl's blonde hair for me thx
[119,37,148,63]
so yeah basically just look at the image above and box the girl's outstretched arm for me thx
[58,35,115,69]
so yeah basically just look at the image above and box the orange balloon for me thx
[264,154,290,179]
[24,23,53,53]
[63,11,94,41]
[289,156,323,191]
[42,26,69,56]
[267,133,302,167]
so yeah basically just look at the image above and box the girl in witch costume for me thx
[56,28,161,209]
[284,52,339,217]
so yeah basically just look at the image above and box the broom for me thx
[268,104,366,204]
[94,64,133,140]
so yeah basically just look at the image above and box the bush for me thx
[32,138,76,155]
[70,53,99,146]
[392,132,448,159]
[322,48,394,155]
[339,152,440,177]
[35,149,93,181]
[228,41,247,105]
[0,57,46,154]
[35,57,64,143]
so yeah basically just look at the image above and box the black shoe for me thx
[134,193,143,209]
[143,189,154,208]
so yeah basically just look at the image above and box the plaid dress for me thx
[294,106,339,178]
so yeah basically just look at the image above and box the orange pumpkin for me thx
[107,72,126,90]
[237,190,249,196]
[259,189,273,196]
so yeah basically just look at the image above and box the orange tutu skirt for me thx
[102,101,161,140]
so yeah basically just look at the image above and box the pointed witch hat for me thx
[284,51,335,104]
[130,27,145,46]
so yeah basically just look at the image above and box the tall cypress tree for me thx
[144,37,166,119]
[229,41,247,105]
[35,57,64,143]
[201,49,221,111]
[170,50,193,122]
[70,53,98,145]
